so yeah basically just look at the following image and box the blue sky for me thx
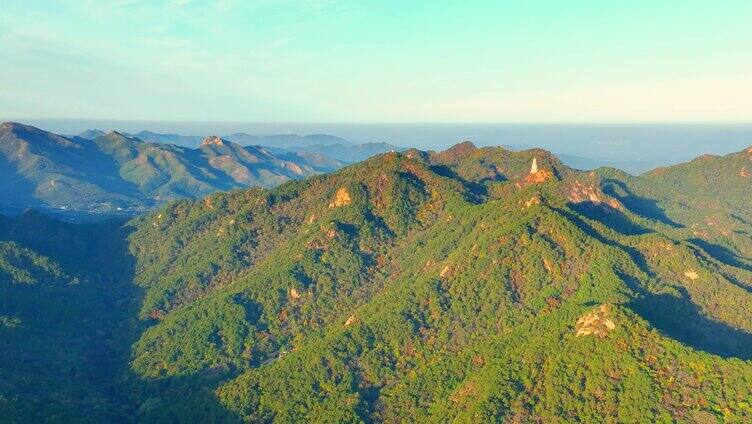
[1,1,751,122]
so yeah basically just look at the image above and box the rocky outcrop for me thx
[439,265,452,278]
[329,187,352,208]
[516,158,554,187]
[289,288,301,300]
[201,135,224,146]
[568,180,621,209]
[684,270,699,280]
[283,162,305,175]
[344,314,356,327]
[575,304,616,338]
[524,196,542,208]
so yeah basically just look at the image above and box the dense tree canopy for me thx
[1,144,751,422]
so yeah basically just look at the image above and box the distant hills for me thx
[1,122,399,212]
[77,128,400,163]
[120,130,204,148]
[0,122,349,211]
[1,141,751,422]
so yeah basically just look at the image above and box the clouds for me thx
[0,1,750,122]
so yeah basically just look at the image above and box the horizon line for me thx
[4,117,752,126]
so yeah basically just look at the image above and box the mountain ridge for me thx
[1,139,751,422]
[0,122,346,212]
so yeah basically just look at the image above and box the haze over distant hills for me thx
[26,119,752,174]
[0,122,357,213]
[75,127,400,168]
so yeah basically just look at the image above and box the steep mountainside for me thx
[0,123,340,211]
[1,143,751,423]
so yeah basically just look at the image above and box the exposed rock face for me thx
[568,180,621,209]
[439,265,452,278]
[740,167,750,178]
[329,187,352,208]
[201,135,224,146]
[524,196,542,208]
[289,288,301,300]
[517,158,554,188]
[344,315,356,327]
[684,270,699,280]
[575,304,616,338]
[284,162,305,175]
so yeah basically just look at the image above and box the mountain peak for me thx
[78,129,106,140]
[449,140,477,152]
[101,130,132,141]
[201,135,225,146]
[440,141,477,160]
[1,122,58,141]
[1,121,35,133]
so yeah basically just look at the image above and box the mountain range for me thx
[1,122,397,213]
[1,140,751,422]
[75,128,400,164]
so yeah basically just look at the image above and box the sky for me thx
[1,1,751,123]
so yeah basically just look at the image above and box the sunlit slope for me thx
[123,145,752,422]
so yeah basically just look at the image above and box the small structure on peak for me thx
[517,158,553,188]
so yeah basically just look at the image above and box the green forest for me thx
[2,143,751,423]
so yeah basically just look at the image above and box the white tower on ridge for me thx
[530,157,538,174]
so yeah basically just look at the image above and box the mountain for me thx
[77,129,106,140]
[1,143,751,422]
[0,122,145,209]
[555,153,662,175]
[267,142,400,164]
[78,128,398,164]
[127,130,205,148]
[81,130,359,149]
[224,132,353,148]
[0,122,341,212]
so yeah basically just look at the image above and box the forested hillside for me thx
[1,143,751,423]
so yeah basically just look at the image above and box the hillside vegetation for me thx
[1,143,751,423]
